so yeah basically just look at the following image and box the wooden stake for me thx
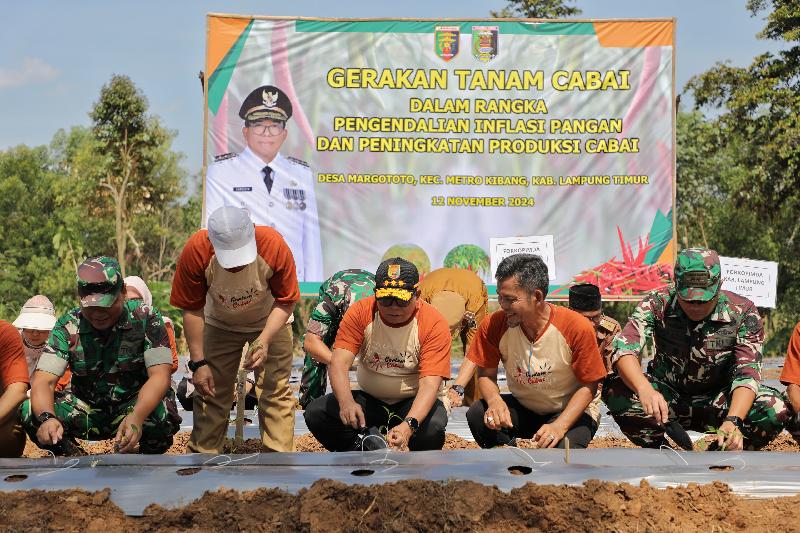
[234,342,248,447]
[564,436,570,464]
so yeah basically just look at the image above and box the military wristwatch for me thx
[188,359,208,372]
[36,411,58,426]
[723,415,744,429]
[404,417,420,434]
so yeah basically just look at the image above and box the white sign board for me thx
[719,256,778,308]
[490,235,556,281]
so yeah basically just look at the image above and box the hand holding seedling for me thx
[533,422,566,449]
[244,338,267,370]
[484,398,513,430]
[115,413,143,453]
[37,418,63,446]
[192,365,216,398]
[386,423,412,449]
[339,400,366,429]
[637,384,669,425]
[447,388,463,407]
[717,420,744,451]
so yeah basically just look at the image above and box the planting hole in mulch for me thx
[4,475,28,482]
[508,465,532,476]
[350,469,375,477]
[709,465,734,472]
[176,467,202,476]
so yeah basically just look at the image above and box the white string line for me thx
[360,434,399,474]
[202,452,261,468]
[659,444,689,466]
[505,445,552,472]
[716,455,747,471]
[36,458,81,477]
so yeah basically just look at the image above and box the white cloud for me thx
[0,57,59,90]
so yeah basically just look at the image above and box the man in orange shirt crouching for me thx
[304,258,452,451]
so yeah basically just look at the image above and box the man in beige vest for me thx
[418,267,488,407]
[304,258,452,451]
[467,254,606,449]
[171,206,300,453]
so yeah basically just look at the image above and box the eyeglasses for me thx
[247,122,285,137]
[376,296,413,308]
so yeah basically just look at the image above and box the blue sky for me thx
[0,1,784,183]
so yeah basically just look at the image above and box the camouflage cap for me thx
[239,85,292,123]
[76,256,123,307]
[674,248,721,302]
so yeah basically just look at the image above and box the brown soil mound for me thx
[22,429,799,457]
[588,436,640,449]
[3,480,800,532]
[296,432,328,452]
[755,432,799,451]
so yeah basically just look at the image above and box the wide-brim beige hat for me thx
[12,295,57,331]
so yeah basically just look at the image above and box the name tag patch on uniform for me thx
[705,336,736,351]
[233,187,253,192]
[599,317,617,333]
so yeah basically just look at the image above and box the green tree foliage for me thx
[491,0,582,19]
[0,76,197,325]
[683,0,800,352]
[87,75,186,277]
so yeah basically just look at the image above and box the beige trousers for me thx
[188,323,295,453]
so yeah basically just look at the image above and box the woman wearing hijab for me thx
[124,277,179,374]
[13,295,71,391]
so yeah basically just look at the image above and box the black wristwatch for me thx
[404,417,419,434]
[188,359,208,372]
[36,411,58,427]
[723,415,744,429]
[450,384,465,397]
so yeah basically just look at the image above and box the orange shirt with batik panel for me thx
[467,305,607,421]
[334,297,451,404]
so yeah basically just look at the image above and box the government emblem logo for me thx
[471,25,499,62]
[434,26,460,62]
[387,264,401,279]
[262,89,278,108]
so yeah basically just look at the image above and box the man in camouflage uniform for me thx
[20,257,180,454]
[299,269,375,408]
[568,283,621,372]
[602,248,789,450]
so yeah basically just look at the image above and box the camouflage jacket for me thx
[610,288,763,399]
[303,269,376,348]
[36,300,173,406]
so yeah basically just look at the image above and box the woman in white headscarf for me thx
[125,276,179,374]
[13,295,71,391]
